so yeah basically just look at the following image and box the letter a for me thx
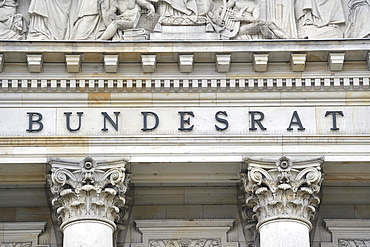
[287,111,305,130]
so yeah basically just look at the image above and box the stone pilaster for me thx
[240,156,323,247]
[47,156,130,235]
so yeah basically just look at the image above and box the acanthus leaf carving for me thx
[240,156,324,230]
[48,156,130,230]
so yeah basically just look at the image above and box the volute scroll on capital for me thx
[1,0,370,41]
[240,156,324,230]
[47,156,130,231]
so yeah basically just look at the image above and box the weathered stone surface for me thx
[0,0,368,40]
[132,220,238,247]
[0,3,370,247]
[240,156,324,246]
[48,157,130,230]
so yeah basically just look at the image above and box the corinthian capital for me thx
[47,156,130,230]
[240,156,324,230]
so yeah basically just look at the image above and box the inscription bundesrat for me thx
[25,110,344,132]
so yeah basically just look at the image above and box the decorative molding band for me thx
[1,135,370,147]
[0,77,369,93]
[132,220,238,247]
[338,239,370,246]
[321,219,370,247]
[0,222,46,247]
[0,40,368,54]
[0,41,368,74]
[0,243,32,247]
[148,239,222,247]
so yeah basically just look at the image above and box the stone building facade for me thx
[1,0,370,247]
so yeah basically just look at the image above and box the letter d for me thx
[141,112,159,131]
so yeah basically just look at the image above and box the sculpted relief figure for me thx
[28,0,72,40]
[12,0,370,40]
[70,0,106,40]
[209,0,291,40]
[156,0,213,26]
[266,0,297,38]
[345,0,370,38]
[99,0,156,40]
[295,0,345,38]
[0,0,26,40]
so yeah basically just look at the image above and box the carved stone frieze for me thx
[0,0,26,40]
[345,0,370,38]
[0,243,32,247]
[322,219,370,247]
[295,0,345,39]
[0,0,369,40]
[338,240,370,247]
[0,222,46,247]
[148,239,221,247]
[132,220,238,247]
[48,156,130,230]
[240,156,324,230]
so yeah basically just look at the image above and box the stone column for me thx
[240,156,323,247]
[48,157,130,247]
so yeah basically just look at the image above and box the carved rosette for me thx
[47,157,130,231]
[240,156,324,230]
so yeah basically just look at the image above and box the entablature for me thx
[0,40,369,73]
[0,40,369,96]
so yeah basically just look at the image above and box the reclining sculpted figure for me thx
[99,0,156,40]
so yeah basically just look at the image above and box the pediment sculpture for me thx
[1,0,370,40]
[0,0,26,40]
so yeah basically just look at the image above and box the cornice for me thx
[0,39,369,53]
[0,40,368,71]
[0,40,368,95]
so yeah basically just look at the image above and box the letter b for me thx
[26,112,44,132]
